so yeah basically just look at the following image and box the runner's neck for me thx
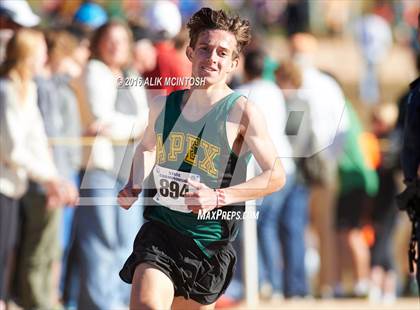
[183,85,233,109]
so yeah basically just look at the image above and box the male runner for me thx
[118,7,285,309]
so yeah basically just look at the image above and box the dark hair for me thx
[187,7,251,59]
[90,20,133,61]
[244,49,265,79]
[130,23,153,42]
[65,24,91,43]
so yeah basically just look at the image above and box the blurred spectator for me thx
[173,26,193,77]
[251,0,286,30]
[398,12,420,296]
[225,50,306,301]
[290,32,349,298]
[72,21,149,309]
[393,15,420,301]
[13,28,79,308]
[244,49,307,299]
[0,28,74,310]
[131,24,157,76]
[353,12,392,105]
[143,0,187,95]
[275,60,312,158]
[44,29,85,177]
[45,28,86,307]
[334,101,379,298]
[369,103,400,303]
[66,25,92,69]
[56,25,92,308]
[276,59,317,291]
[323,0,352,36]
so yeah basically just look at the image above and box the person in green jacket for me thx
[334,101,379,297]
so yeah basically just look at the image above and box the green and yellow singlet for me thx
[143,89,251,257]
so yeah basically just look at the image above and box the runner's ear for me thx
[186,46,194,62]
[227,57,239,74]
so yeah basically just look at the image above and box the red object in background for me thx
[373,1,394,24]
[143,41,191,94]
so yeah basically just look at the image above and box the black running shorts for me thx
[119,220,236,305]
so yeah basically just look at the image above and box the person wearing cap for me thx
[0,0,40,28]
[142,0,190,95]
[0,0,40,62]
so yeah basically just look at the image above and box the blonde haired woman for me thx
[0,29,74,309]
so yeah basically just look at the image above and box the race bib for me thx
[153,165,200,213]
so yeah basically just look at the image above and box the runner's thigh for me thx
[130,263,174,310]
[172,296,216,310]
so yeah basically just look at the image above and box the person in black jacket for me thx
[397,12,420,295]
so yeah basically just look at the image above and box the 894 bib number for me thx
[159,178,189,198]
[153,165,200,213]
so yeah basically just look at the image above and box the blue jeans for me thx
[74,169,142,309]
[257,174,309,296]
[60,172,79,308]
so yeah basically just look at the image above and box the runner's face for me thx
[187,29,238,86]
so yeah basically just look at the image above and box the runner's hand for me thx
[185,178,218,214]
[118,183,141,210]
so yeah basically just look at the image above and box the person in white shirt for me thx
[290,33,349,298]
[0,29,77,310]
[72,21,149,310]
[234,49,308,298]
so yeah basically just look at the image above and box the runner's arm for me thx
[220,99,286,206]
[186,99,285,212]
[118,96,165,209]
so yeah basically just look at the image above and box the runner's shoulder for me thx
[148,94,167,123]
[229,94,261,124]
[149,90,185,118]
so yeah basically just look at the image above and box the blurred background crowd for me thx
[0,0,419,309]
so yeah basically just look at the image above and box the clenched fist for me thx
[118,182,141,209]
